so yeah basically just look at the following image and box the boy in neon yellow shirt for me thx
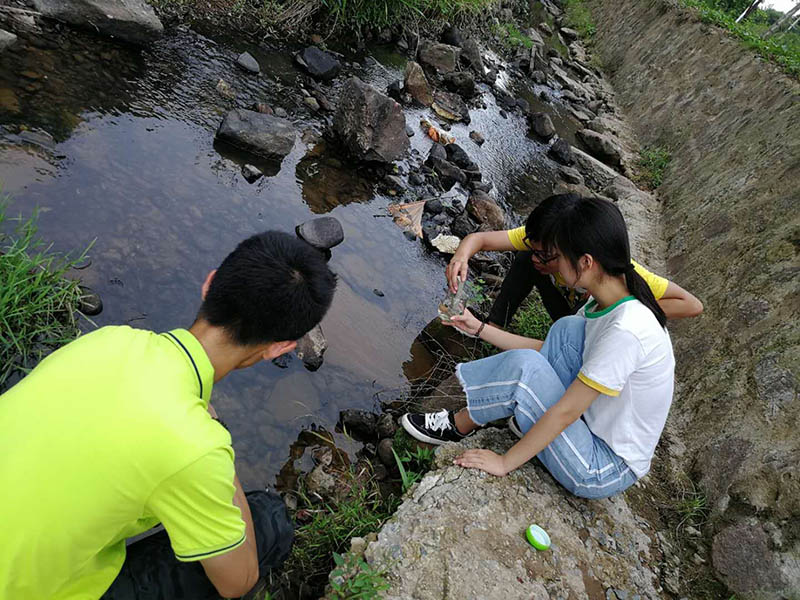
[446,194,703,325]
[0,231,337,600]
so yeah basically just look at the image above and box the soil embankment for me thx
[589,1,799,596]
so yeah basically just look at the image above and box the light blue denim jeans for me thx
[455,315,637,499]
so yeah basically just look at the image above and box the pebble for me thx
[236,51,260,74]
[469,130,485,146]
[373,288,385,297]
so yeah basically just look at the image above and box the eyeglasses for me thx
[523,236,559,264]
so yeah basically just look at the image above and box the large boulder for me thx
[529,112,556,140]
[333,78,409,163]
[403,61,433,107]
[577,129,623,168]
[460,38,485,75]
[418,41,460,74]
[215,109,296,161]
[31,0,163,45]
[364,429,664,599]
[467,190,505,230]
[548,138,574,165]
[442,71,477,98]
[295,46,341,81]
[428,158,466,191]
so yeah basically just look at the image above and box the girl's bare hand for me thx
[443,308,482,336]
[454,449,509,476]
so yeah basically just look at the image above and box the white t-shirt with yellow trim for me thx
[577,296,675,478]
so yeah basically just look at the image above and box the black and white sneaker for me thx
[508,415,524,439]
[401,409,470,445]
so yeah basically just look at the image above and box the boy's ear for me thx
[261,340,297,361]
[201,270,217,300]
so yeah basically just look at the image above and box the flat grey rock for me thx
[215,109,296,161]
[32,0,163,45]
[295,216,344,251]
[236,51,260,74]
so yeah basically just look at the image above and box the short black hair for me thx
[524,193,582,244]
[198,231,337,345]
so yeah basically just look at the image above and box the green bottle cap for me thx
[526,524,551,551]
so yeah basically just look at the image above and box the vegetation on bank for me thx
[492,22,534,49]
[510,293,552,341]
[681,0,800,76]
[563,0,596,40]
[635,146,672,189]
[0,203,89,391]
[149,0,500,38]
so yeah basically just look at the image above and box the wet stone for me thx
[404,61,433,107]
[418,40,460,74]
[432,90,470,124]
[469,130,485,146]
[548,138,574,165]
[377,413,397,439]
[373,288,385,297]
[340,409,379,440]
[467,190,505,230]
[295,216,344,251]
[429,157,466,191]
[236,51,260,74]
[378,438,395,467]
[77,287,103,316]
[424,198,443,214]
[405,125,415,137]
[295,46,341,81]
[408,172,425,186]
[384,175,405,192]
[427,143,447,162]
[531,70,546,84]
[530,112,556,140]
[241,164,262,183]
[295,324,327,371]
[215,109,296,161]
[443,71,477,99]
[0,29,17,52]
[451,211,477,238]
[445,143,477,171]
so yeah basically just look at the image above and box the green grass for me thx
[392,444,435,492]
[563,0,596,40]
[285,468,400,594]
[0,202,90,391]
[510,293,552,341]
[635,147,671,189]
[493,22,534,49]
[682,0,800,77]
[328,551,391,599]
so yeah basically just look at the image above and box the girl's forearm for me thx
[479,323,543,351]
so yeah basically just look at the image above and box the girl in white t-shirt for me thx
[401,196,675,498]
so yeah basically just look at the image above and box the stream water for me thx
[0,24,581,489]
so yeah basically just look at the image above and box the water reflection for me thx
[296,141,374,213]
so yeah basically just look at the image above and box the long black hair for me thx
[540,196,667,328]
[523,193,582,243]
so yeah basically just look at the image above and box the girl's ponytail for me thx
[624,265,666,328]
[541,196,668,328]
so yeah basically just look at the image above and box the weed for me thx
[392,444,435,492]
[510,293,552,341]
[682,0,800,77]
[329,552,390,599]
[674,488,709,530]
[493,22,533,49]
[635,147,671,189]
[284,468,399,594]
[0,202,92,390]
[563,0,596,40]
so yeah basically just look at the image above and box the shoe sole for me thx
[400,413,448,446]
[508,416,523,439]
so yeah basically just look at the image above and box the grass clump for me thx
[0,203,90,390]
[563,0,596,40]
[510,293,552,341]
[682,0,800,77]
[635,146,671,189]
[284,468,399,595]
[328,551,390,599]
[493,22,534,49]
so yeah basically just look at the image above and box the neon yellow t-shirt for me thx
[0,327,245,600]
[506,225,669,300]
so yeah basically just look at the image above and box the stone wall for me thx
[589,1,799,596]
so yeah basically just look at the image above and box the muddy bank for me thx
[587,1,800,597]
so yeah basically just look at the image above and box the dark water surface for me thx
[1,26,576,488]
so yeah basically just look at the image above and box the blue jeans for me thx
[455,316,637,499]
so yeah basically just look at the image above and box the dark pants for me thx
[103,491,293,600]
[487,251,578,327]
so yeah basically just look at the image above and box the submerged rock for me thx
[418,41,460,74]
[469,130,485,146]
[467,190,505,230]
[77,287,103,316]
[241,164,262,183]
[216,109,295,160]
[403,61,433,107]
[432,90,470,124]
[296,216,344,251]
[295,46,341,81]
[333,77,409,163]
[32,0,163,45]
[236,51,260,74]
[339,409,379,440]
